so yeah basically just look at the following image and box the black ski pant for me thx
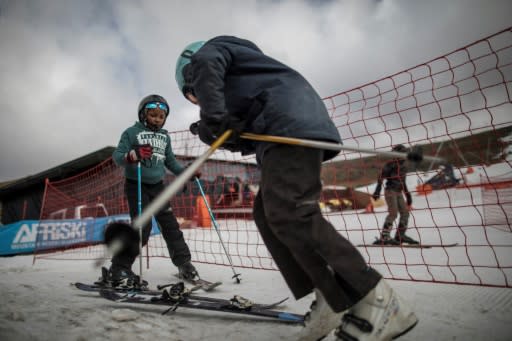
[253,145,381,312]
[112,179,192,270]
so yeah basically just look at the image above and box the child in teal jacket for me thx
[107,94,199,289]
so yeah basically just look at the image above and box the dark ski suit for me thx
[373,159,412,236]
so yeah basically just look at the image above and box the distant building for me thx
[0,147,259,225]
[0,147,116,225]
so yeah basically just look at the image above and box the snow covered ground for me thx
[0,254,511,341]
[1,163,512,340]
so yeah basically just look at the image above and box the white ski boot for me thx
[296,289,346,341]
[335,279,417,341]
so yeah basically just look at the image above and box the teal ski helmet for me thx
[175,41,205,96]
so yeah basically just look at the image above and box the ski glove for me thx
[125,144,153,163]
[407,145,423,163]
[190,119,245,152]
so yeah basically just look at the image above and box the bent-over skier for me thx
[174,36,418,340]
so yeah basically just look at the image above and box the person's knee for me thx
[156,211,180,229]
[387,212,398,221]
[265,200,319,233]
[400,212,410,220]
[296,200,321,221]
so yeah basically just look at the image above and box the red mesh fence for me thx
[34,27,512,287]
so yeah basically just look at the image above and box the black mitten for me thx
[190,118,245,152]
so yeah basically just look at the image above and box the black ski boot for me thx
[107,265,147,290]
[395,234,419,245]
[395,225,419,245]
[373,235,400,245]
[178,261,199,281]
[373,224,399,245]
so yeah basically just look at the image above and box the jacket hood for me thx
[207,35,262,53]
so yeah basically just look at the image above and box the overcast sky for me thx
[0,0,510,182]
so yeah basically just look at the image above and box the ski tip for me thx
[261,297,290,309]
[278,312,305,323]
[73,282,93,290]
[278,297,290,305]
[201,282,222,291]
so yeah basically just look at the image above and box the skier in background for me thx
[174,36,418,341]
[426,163,460,189]
[103,94,200,289]
[372,144,419,245]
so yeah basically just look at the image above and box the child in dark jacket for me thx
[175,36,417,341]
[106,94,199,289]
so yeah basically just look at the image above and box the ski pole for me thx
[101,130,234,261]
[194,177,241,283]
[188,122,443,163]
[137,161,144,284]
[239,133,442,163]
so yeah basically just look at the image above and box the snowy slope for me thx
[1,255,511,340]
[1,162,512,340]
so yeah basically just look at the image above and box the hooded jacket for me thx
[189,35,342,162]
[113,121,184,184]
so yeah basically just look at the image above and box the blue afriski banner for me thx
[0,215,160,256]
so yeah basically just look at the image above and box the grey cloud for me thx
[0,0,510,181]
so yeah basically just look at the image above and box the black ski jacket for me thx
[374,159,410,195]
[189,35,342,162]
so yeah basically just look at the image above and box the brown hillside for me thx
[321,126,512,187]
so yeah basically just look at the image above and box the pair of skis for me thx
[73,282,303,324]
[73,282,287,309]
[94,266,222,292]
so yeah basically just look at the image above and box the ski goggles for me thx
[145,102,169,113]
